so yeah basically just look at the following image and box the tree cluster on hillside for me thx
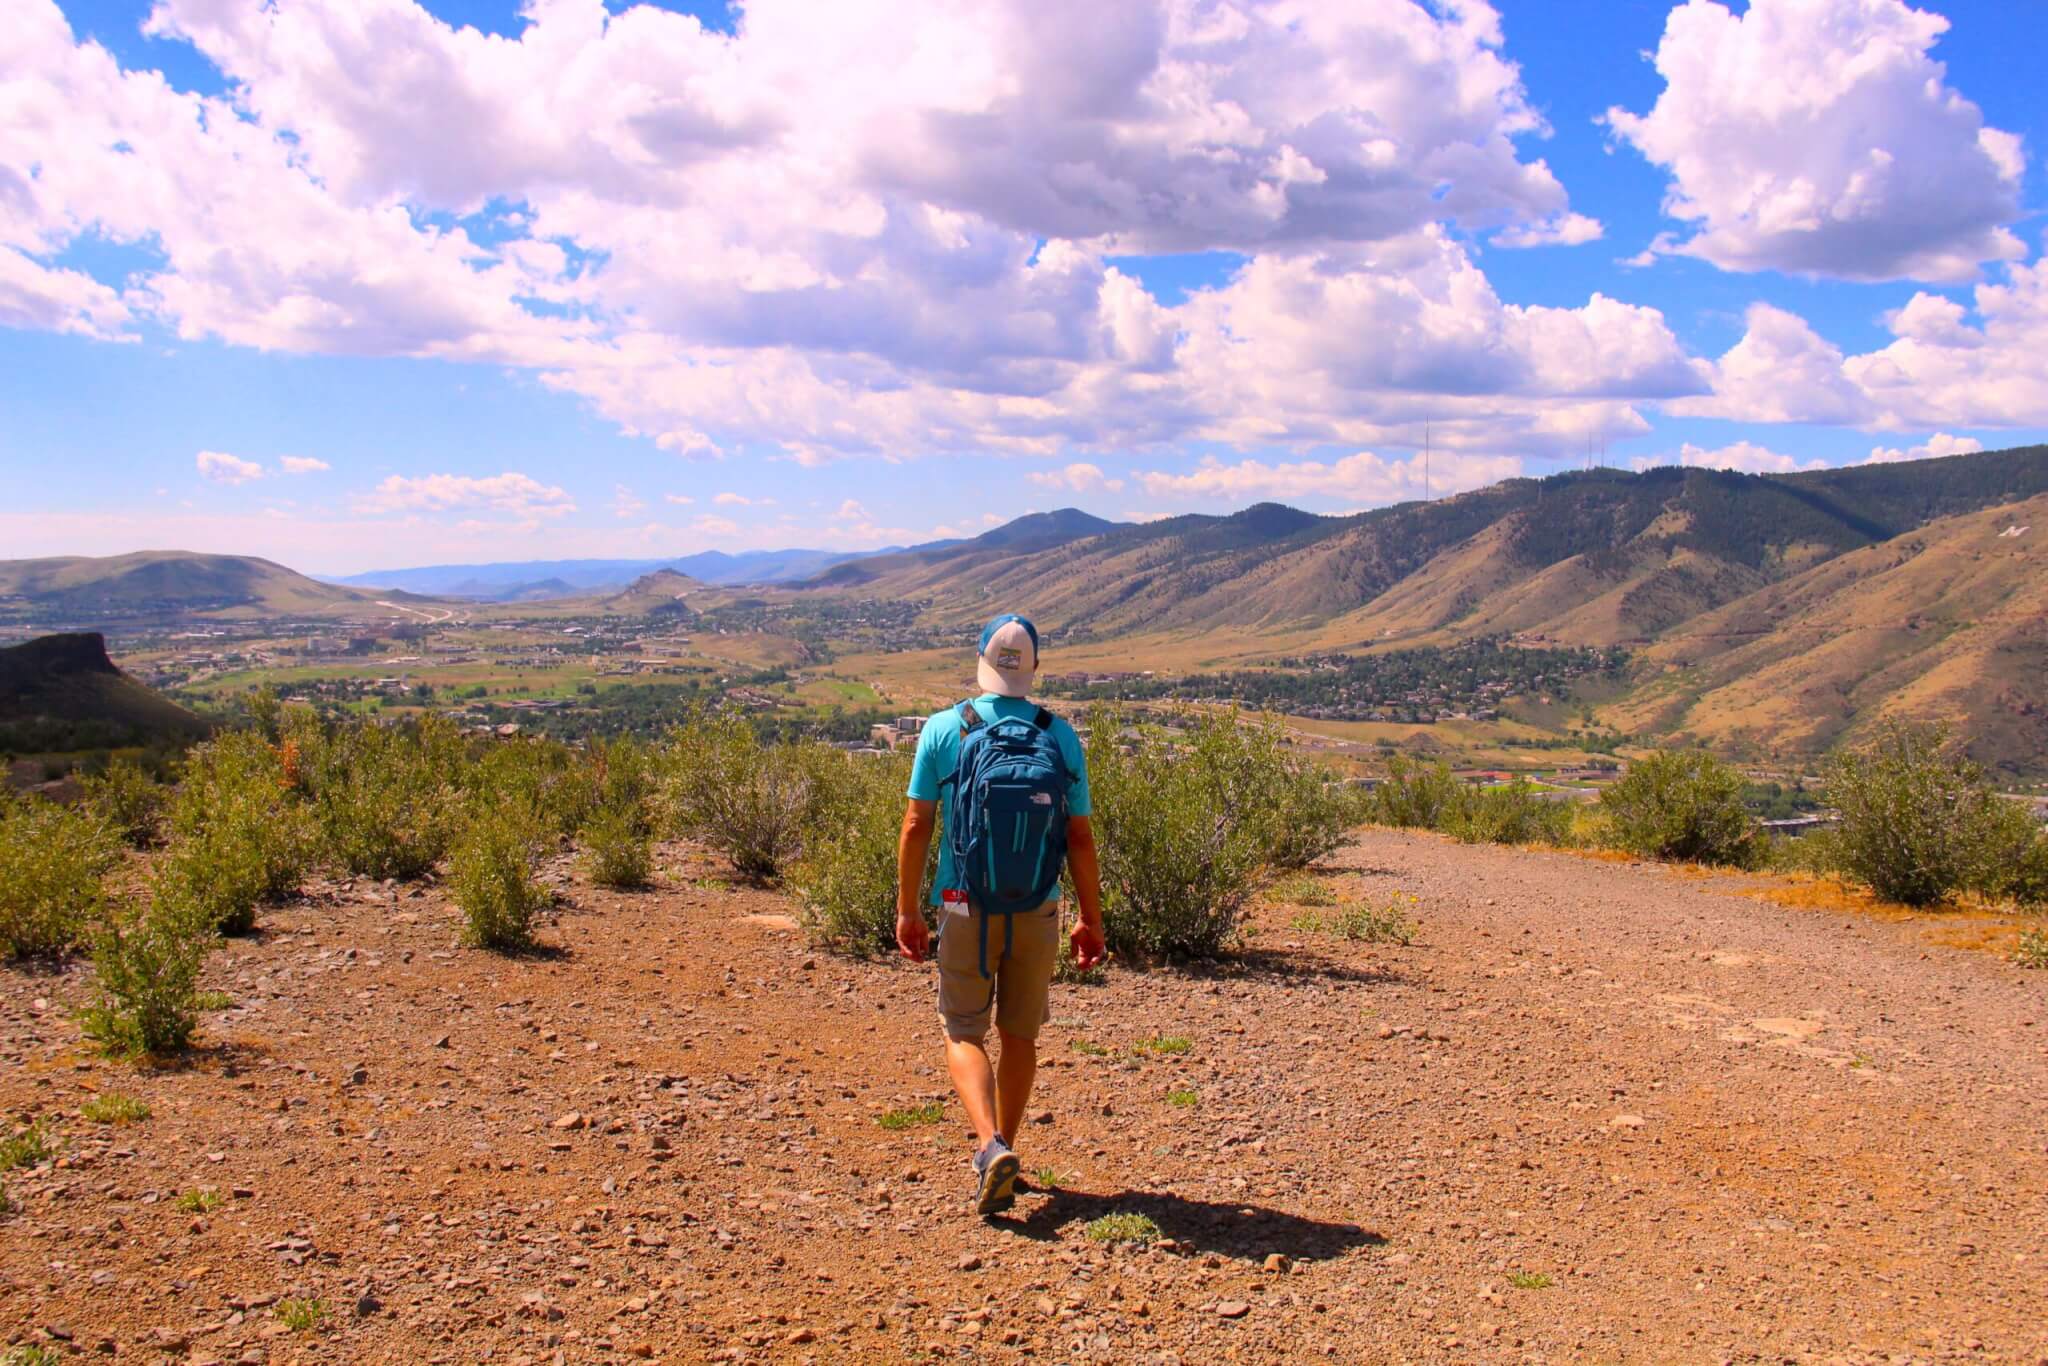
[1041,640,1627,722]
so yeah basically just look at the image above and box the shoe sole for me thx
[975,1151,1021,1216]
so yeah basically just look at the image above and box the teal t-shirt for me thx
[905,694,1091,907]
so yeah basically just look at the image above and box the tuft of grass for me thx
[275,1298,327,1332]
[1030,1166,1064,1190]
[2,1346,64,1366]
[80,1093,150,1125]
[0,1123,56,1173]
[1085,1211,1163,1245]
[193,991,235,1012]
[1165,1088,1198,1108]
[1131,1034,1192,1057]
[1267,873,1336,907]
[2015,926,2048,969]
[1291,895,1416,945]
[875,1101,944,1131]
[1508,1271,1554,1290]
[174,1189,224,1214]
[1069,1038,1110,1057]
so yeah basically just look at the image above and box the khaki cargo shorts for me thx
[936,899,1060,1042]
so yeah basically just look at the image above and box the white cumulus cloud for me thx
[0,0,1678,475]
[196,450,264,484]
[278,455,331,474]
[1027,463,1125,495]
[1663,441,1825,475]
[356,472,575,517]
[1139,449,1521,505]
[1864,433,1984,465]
[1606,0,2025,283]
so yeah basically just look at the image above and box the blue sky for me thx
[4,0,2046,573]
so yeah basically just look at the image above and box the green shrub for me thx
[1826,722,2039,907]
[313,715,464,881]
[0,797,118,957]
[1371,757,1466,829]
[574,737,659,889]
[1445,781,1573,846]
[1217,720,1357,870]
[1600,750,1761,866]
[466,738,595,843]
[78,876,219,1059]
[450,801,551,951]
[578,803,653,889]
[788,755,916,954]
[1082,709,1277,959]
[82,757,166,848]
[656,713,840,880]
[163,732,314,932]
[1765,826,1844,877]
[2009,834,2048,908]
[2014,927,2048,969]
[587,737,655,832]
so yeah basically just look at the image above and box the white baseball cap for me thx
[976,613,1040,697]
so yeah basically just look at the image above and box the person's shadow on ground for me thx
[1003,1187,1385,1262]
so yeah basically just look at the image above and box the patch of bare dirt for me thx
[3,832,2045,1363]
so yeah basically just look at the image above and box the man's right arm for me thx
[895,798,936,961]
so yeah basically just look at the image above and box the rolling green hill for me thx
[0,632,212,753]
[0,550,436,623]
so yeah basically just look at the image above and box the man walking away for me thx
[895,613,1106,1216]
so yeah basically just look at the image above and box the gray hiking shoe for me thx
[972,1137,1020,1216]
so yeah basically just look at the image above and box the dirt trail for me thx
[2,830,2044,1364]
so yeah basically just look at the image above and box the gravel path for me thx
[2,831,2043,1363]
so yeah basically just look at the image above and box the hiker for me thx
[895,613,1106,1216]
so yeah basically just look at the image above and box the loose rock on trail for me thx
[2,830,2043,1363]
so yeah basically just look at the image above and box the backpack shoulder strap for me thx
[938,701,981,792]
[1033,706,1054,731]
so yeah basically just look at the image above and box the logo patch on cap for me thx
[995,646,1023,670]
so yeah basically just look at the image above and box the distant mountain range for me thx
[821,447,2043,772]
[327,510,1131,600]
[333,545,918,600]
[2,448,2042,771]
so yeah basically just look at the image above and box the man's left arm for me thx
[1060,728,1105,968]
[1065,815,1105,970]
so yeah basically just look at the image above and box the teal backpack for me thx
[942,700,1072,979]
